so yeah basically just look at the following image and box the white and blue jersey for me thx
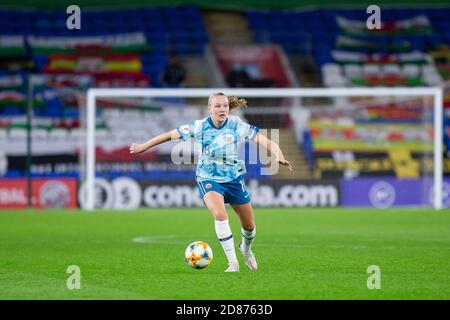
[176,115,260,183]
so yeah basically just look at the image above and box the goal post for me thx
[85,87,444,210]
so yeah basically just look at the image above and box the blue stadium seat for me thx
[44,108,62,117]
[4,170,23,178]
[168,31,189,42]
[269,31,291,43]
[410,38,425,51]
[171,42,191,54]
[65,172,80,179]
[150,42,168,53]
[63,107,79,118]
[45,172,64,178]
[0,25,15,34]
[33,107,43,117]
[183,19,205,29]
[189,32,209,43]
[426,34,444,47]
[191,42,206,54]
[4,105,24,116]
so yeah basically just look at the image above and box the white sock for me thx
[241,227,256,253]
[215,219,238,264]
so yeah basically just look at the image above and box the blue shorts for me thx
[196,176,251,205]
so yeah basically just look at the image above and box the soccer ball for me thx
[185,241,213,269]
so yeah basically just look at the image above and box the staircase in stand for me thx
[203,10,253,46]
[269,128,312,180]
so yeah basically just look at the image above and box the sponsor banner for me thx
[28,32,149,54]
[0,75,23,89]
[95,73,150,88]
[5,155,79,174]
[336,35,412,53]
[213,45,291,87]
[331,50,430,65]
[0,36,26,56]
[341,178,450,208]
[336,15,432,36]
[310,122,433,152]
[31,74,92,90]
[0,178,77,209]
[78,178,340,209]
[350,74,421,87]
[4,154,195,176]
[43,53,143,75]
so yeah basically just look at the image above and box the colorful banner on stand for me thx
[213,45,291,87]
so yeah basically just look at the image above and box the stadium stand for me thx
[245,7,450,179]
[1,5,450,181]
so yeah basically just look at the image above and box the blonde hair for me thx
[208,92,247,111]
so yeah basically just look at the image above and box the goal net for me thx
[79,87,445,210]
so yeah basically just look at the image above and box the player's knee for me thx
[242,224,255,231]
[211,209,228,221]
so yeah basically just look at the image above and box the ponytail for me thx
[227,96,247,110]
[208,92,248,110]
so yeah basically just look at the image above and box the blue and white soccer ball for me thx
[185,241,213,269]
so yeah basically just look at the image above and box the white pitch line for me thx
[131,235,184,245]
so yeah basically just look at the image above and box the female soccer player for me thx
[129,92,292,272]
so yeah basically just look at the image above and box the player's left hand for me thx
[278,159,293,171]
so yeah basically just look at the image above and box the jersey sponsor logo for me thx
[182,126,189,133]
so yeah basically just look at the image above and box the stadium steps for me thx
[182,54,210,88]
[272,129,312,180]
[202,10,253,45]
[287,54,332,106]
[288,54,323,87]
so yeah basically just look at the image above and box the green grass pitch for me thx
[0,208,449,300]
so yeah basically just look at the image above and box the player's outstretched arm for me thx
[255,132,293,171]
[129,129,181,154]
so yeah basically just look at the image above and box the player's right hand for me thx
[278,159,293,171]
